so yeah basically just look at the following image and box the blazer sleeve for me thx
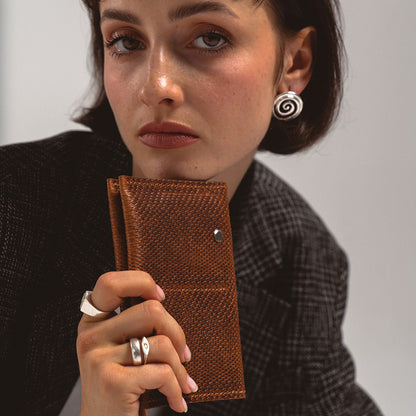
[255,241,383,415]
[0,139,81,415]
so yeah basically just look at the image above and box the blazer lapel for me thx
[230,162,292,398]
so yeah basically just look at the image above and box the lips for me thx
[138,122,199,149]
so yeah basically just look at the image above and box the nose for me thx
[138,47,184,109]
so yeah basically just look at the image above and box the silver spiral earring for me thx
[273,91,303,121]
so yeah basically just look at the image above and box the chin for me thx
[136,163,211,182]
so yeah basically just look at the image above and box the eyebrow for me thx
[100,1,239,25]
[100,9,141,25]
[168,2,239,21]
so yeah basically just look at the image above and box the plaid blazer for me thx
[0,131,382,415]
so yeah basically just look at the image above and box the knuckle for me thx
[155,335,174,355]
[134,271,154,293]
[144,299,165,319]
[101,363,124,393]
[139,271,153,284]
[88,348,108,371]
[76,326,100,356]
[158,363,175,380]
[97,271,119,294]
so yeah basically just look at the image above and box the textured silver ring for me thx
[130,338,143,366]
[141,336,150,365]
[80,290,111,319]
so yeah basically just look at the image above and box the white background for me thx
[1,1,415,414]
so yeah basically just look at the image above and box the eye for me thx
[105,34,144,56]
[193,32,227,49]
[115,37,143,52]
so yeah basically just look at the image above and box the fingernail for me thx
[182,397,188,413]
[187,375,198,393]
[156,284,165,300]
[183,345,192,362]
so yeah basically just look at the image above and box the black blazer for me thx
[0,131,382,415]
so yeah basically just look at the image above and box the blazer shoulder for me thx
[250,160,345,257]
[0,130,94,183]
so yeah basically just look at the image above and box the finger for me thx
[91,270,165,312]
[114,335,198,394]
[105,300,189,362]
[123,364,188,413]
[80,290,118,323]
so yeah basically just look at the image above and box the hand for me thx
[77,271,197,416]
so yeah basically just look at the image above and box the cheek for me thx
[199,54,275,141]
[104,65,121,114]
[104,62,117,98]
[104,62,134,120]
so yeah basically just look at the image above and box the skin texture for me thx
[77,1,315,415]
[78,271,195,415]
[101,0,314,198]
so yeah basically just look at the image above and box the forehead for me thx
[97,0,277,37]
[98,0,264,17]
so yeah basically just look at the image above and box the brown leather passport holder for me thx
[107,176,246,409]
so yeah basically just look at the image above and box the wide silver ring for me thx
[80,290,111,319]
[141,336,150,365]
[130,338,143,366]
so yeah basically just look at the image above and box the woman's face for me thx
[101,0,281,195]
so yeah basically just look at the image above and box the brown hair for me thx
[76,0,345,155]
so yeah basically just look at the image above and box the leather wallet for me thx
[107,176,246,409]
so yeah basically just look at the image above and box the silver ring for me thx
[141,336,150,365]
[130,338,143,366]
[80,290,111,319]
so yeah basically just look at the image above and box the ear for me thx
[277,26,316,94]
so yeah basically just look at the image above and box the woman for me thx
[0,0,383,415]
